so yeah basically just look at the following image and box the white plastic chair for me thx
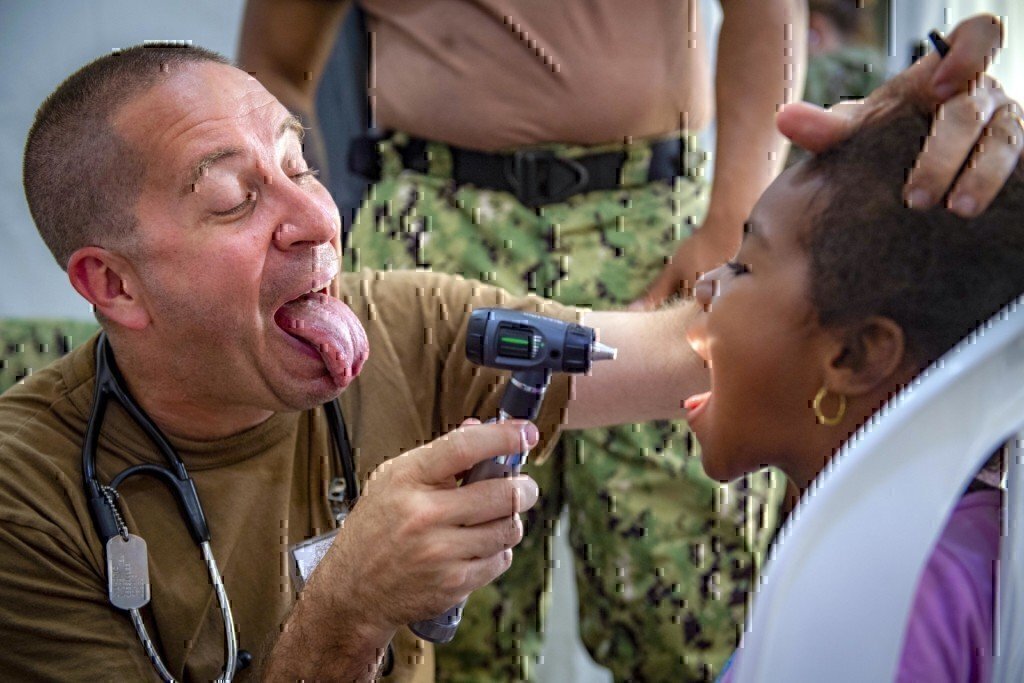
[733,295,1024,682]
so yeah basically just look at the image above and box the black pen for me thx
[928,30,950,58]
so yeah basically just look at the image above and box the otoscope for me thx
[409,308,616,643]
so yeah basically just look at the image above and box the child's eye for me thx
[726,260,750,276]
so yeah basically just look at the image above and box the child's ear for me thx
[67,246,151,331]
[821,316,907,396]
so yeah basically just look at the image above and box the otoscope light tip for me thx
[591,341,617,361]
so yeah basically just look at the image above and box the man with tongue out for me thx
[3,23,1020,683]
[9,44,576,681]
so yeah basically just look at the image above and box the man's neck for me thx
[106,338,274,441]
[133,392,275,441]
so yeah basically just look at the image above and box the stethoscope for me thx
[82,332,359,681]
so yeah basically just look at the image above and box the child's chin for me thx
[699,451,736,483]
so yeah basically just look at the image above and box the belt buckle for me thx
[504,149,590,208]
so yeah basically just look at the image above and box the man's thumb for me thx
[776,101,860,154]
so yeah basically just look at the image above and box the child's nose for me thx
[694,270,718,309]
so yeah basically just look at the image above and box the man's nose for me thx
[271,182,338,250]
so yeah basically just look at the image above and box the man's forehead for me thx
[113,62,283,147]
[111,62,292,186]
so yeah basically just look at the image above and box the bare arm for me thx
[636,0,807,306]
[566,304,709,430]
[261,421,540,679]
[238,0,349,114]
[238,0,351,171]
[704,0,806,245]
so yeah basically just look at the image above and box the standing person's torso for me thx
[362,0,712,150]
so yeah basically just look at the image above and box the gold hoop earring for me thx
[813,386,846,426]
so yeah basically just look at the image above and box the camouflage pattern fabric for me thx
[804,45,886,110]
[0,319,100,395]
[346,133,786,682]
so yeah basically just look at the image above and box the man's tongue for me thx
[275,292,369,388]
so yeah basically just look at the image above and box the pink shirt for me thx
[720,489,1000,682]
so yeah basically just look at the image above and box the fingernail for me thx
[521,423,539,448]
[905,188,932,209]
[512,477,539,509]
[950,193,978,217]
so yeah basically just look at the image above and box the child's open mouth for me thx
[684,390,712,422]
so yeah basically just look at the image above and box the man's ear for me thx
[67,246,150,330]
[821,316,907,396]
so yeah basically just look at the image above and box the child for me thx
[686,104,1024,682]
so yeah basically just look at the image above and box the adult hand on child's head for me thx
[910,74,1022,217]
[777,13,1022,218]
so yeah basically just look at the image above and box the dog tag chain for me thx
[101,486,152,611]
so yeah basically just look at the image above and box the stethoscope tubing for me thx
[80,333,357,680]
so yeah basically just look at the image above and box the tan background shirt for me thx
[362,0,712,149]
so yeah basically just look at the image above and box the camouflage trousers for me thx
[345,133,785,682]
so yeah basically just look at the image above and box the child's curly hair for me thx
[798,103,1024,371]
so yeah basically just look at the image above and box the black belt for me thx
[349,132,685,208]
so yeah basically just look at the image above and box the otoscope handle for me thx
[408,601,465,644]
[408,454,521,643]
[408,405,533,644]
[464,454,523,484]
[413,310,614,643]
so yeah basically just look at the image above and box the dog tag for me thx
[107,534,151,610]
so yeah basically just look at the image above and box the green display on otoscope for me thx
[409,308,616,643]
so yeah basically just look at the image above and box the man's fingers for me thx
[905,78,1004,209]
[893,15,1003,107]
[410,549,513,617]
[433,475,538,526]
[931,14,1003,101]
[779,15,1004,157]
[776,100,860,154]
[418,477,537,536]
[945,104,1024,218]
[415,420,539,485]
[458,549,514,595]
[440,514,525,560]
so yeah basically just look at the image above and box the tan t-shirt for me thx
[362,0,712,150]
[0,270,575,681]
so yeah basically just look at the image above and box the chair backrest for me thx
[733,296,1024,682]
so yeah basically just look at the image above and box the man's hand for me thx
[778,13,1022,218]
[330,419,539,626]
[264,419,540,680]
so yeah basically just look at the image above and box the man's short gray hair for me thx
[23,43,230,270]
